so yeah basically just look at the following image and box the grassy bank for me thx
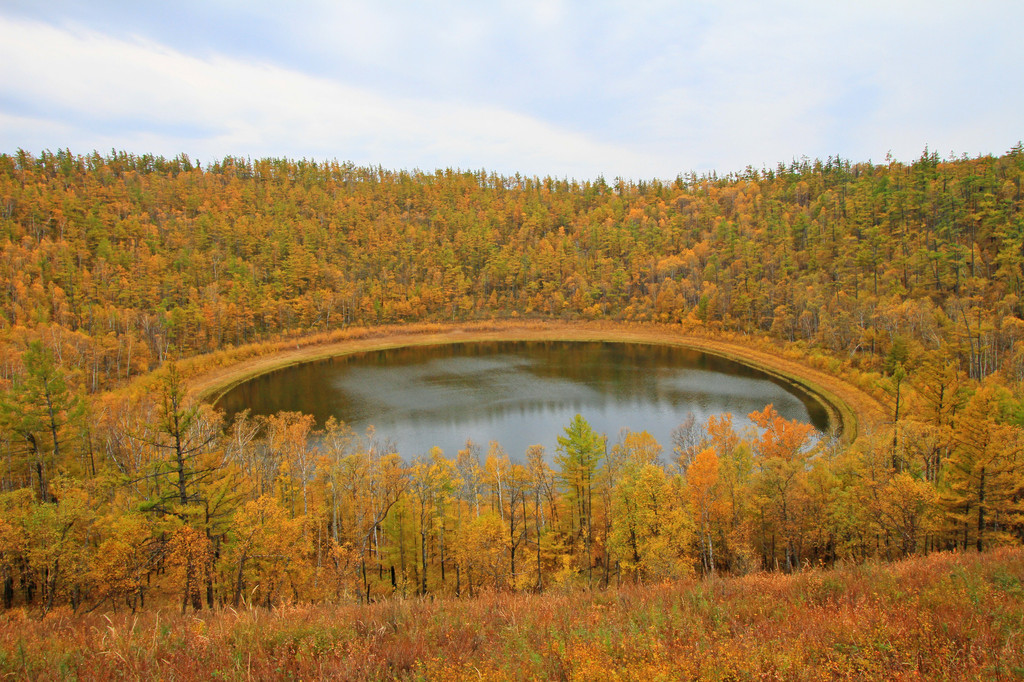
[178,320,886,445]
[2,548,1020,680]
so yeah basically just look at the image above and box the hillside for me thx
[1,148,1022,387]
[0,148,1021,620]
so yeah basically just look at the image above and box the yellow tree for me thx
[503,461,531,589]
[258,412,316,516]
[609,460,693,583]
[166,524,211,614]
[705,413,752,571]
[318,417,356,546]
[456,439,483,518]
[603,430,663,584]
[452,511,504,595]
[749,405,815,571]
[942,384,1024,550]
[525,444,553,591]
[616,430,663,466]
[225,495,305,608]
[334,440,406,601]
[88,510,156,612]
[686,448,724,575]
[849,438,937,559]
[0,489,34,608]
[407,448,455,595]
[18,478,95,613]
[906,353,966,483]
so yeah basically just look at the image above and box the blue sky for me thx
[1,1,1021,180]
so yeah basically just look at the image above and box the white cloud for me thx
[519,0,566,29]
[1,3,1023,178]
[0,112,76,142]
[0,16,656,179]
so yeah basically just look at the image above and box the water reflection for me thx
[216,341,829,461]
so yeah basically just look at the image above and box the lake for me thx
[215,340,831,461]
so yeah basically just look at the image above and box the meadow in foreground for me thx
[1,548,1021,681]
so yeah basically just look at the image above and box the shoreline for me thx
[184,321,887,445]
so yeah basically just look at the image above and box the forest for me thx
[0,146,1022,616]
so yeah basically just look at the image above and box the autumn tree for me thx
[942,384,1024,550]
[610,458,693,582]
[88,510,155,612]
[19,478,94,613]
[686,448,722,575]
[749,405,815,571]
[166,524,212,614]
[225,494,305,608]
[525,444,552,591]
[123,364,238,609]
[503,460,531,589]
[258,411,316,516]
[671,412,707,474]
[407,448,456,595]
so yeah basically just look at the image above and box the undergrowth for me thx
[2,548,1021,681]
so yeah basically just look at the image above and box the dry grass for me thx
[3,548,1021,680]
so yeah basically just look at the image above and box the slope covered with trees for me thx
[1,147,1022,384]
[0,147,1022,614]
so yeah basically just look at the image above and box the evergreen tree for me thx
[555,414,603,586]
[0,342,84,502]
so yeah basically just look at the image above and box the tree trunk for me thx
[977,466,986,552]
[2,574,13,609]
[535,487,542,591]
[420,527,428,596]
[233,551,247,607]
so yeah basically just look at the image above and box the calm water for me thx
[216,341,830,461]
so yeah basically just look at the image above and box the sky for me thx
[1,0,1022,181]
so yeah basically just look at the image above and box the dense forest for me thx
[0,147,1022,614]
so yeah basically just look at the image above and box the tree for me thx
[258,411,316,516]
[906,354,967,483]
[166,524,211,614]
[749,405,815,571]
[0,488,34,608]
[452,511,504,595]
[704,413,752,571]
[555,414,604,587]
[456,439,483,518]
[503,460,531,589]
[136,363,223,518]
[525,444,552,591]
[671,412,707,474]
[850,439,936,559]
[22,478,94,613]
[686,448,722,575]
[407,448,455,595]
[942,384,1024,550]
[615,430,663,466]
[225,495,304,608]
[88,511,155,612]
[126,364,235,609]
[610,459,693,582]
[0,341,85,502]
